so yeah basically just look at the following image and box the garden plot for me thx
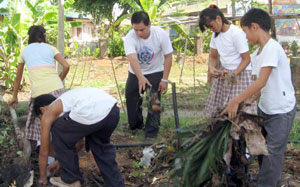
[1,55,300,186]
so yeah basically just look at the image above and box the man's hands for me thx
[138,76,152,94]
[138,76,169,94]
[158,81,168,94]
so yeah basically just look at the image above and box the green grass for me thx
[65,56,212,140]
[290,120,300,141]
[117,110,205,133]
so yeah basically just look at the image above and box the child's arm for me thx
[8,63,25,106]
[39,99,63,185]
[233,51,251,75]
[54,54,70,81]
[208,48,221,82]
[221,66,272,118]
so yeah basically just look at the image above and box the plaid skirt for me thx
[25,88,65,141]
[204,70,257,118]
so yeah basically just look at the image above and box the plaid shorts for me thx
[25,88,65,141]
[204,70,257,117]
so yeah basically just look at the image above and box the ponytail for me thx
[198,5,229,33]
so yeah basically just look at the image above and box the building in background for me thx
[66,12,98,46]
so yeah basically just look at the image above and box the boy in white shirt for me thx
[34,88,124,187]
[221,8,296,187]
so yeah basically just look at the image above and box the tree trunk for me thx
[231,0,236,25]
[195,36,203,55]
[99,39,108,57]
[268,0,277,39]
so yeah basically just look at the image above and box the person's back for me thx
[34,88,124,186]
[21,42,64,97]
[9,25,69,142]
[58,87,117,124]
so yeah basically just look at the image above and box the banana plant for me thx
[0,5,22,88]
[116,0,193,45]
[0,0,81,89]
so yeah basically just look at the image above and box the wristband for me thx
[161,79,169,83]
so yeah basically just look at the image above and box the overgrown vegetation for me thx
[0,0,78,89]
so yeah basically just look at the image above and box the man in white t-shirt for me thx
[124,11,173,138]
[33,88,124,187]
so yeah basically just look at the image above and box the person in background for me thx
[8,25,70,167]
[123,11,173,139]
[221,8,296,187]
[199,5,256,117]
[34,87,125,187]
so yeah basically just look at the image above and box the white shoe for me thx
[49,177,81,187]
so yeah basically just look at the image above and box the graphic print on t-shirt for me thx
[137,46,154,64]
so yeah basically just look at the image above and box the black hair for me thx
[198,4,230,34]
[131,11,150,26]
[240,8,271,32]
[33,94,57,116]
[28,25,46,44]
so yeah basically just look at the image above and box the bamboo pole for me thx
[179,26,191,83]
[109,24,126,115]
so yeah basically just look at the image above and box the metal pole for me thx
[113,143,153,149]
[171,82,181,147]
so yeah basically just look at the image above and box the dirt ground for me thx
[1,55,300,186]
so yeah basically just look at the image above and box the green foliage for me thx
[200,30,212,53]
[0,0,75,89]
[0,11,21,88]
[290,121,300,141]
[169,122,231,186]
[0,121,15,148]
[73,0,133,22]
[108,26,131,57]
[131,161,146,178]
[290,41,299,57]
[81,47,92,57]
[108,30,125,57]
[93,47,101,58]
[172,37,194,63]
